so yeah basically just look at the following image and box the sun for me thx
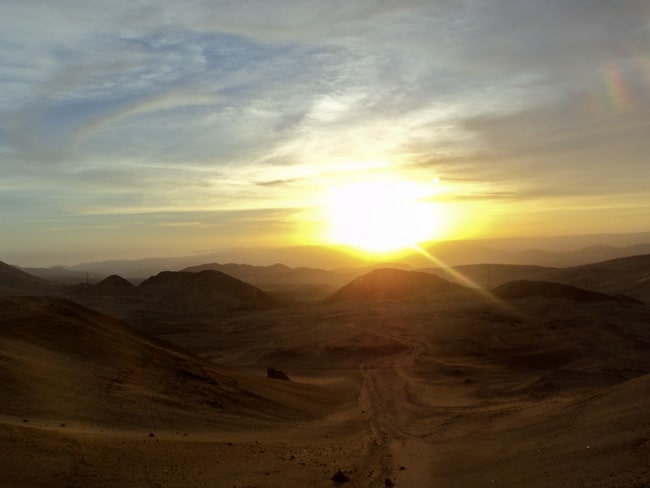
[326,179,444,255]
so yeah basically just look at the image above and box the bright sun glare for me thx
[327,179,443,255]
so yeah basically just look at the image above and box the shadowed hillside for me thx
[546,253,650,303]
[0,261,55,295]
[423,263,555,288]
[492,280,643,305]
[139,270,281,311]
[96,274,135,291]
[423,254,650,305]
[0,296,331,426]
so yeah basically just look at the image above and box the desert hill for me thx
[182,262,342,285]
[324,267,465,303]
[427,371,650,486]
[546,253,650,303]
[0,260,54,295]
[492,279,643,305]
[0,296,329,427]
[424,263,555,288]
[182,262,356,301]
[95,274,135,292]
[70,274,136,297]
[0,296,357,487]
[3,262,650,485]
[422,254,650,304]
[139,269,281,311]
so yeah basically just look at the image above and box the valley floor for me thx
[2,295,650,487]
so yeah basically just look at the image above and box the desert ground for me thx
[1,263,650,487]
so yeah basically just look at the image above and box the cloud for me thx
[2,0,650,263]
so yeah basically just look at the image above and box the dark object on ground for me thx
[331,470,350,483]
[385,478,394,487]
[267,367,290,381]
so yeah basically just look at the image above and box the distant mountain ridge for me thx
[15,232,650,279]
[5,251,650,306]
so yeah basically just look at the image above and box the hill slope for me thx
[0,261,54,295]
[0,296,326,426]
[492,280,643,305]
[139,270,281,311]
[325,268,465,303]
[546,253,650,303]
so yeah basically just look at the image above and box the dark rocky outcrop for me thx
[331,470,350,483]
[266,367,290,381]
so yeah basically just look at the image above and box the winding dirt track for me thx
[347,311,438,487]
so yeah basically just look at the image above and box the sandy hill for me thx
[0,260,54,295]
[183,262,351,287]
[421,254,650,304]
[546,253,650,303]
[95,274,135,293]
[0,296,330,426]
[69,274,136,297]
[492,279,643,305]
[139,269,281,311]
[325,268,465,303]
[182,262,358,301]
[429,371,650,487]
[423,263,555,288]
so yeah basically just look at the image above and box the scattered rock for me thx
[399,466,406,471]
[267,367,290,381]
[331,470,350,483]
[385,478,394,487]
[148,433,155,438]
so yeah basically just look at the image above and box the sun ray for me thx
[410,243,526,318]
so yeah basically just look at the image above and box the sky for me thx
[2,0,650,266]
